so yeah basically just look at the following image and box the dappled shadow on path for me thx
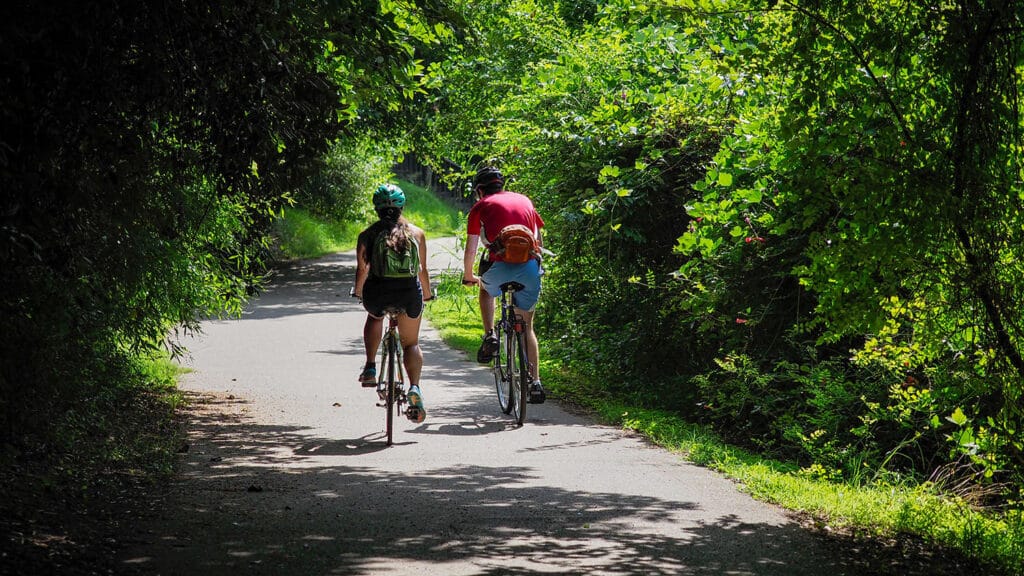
[145,243,990,576]
[119,394,891,576]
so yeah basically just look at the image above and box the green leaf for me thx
[717,171,733,187]
[736,188,763,203]
[947,407,969,427]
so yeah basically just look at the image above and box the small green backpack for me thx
[370,227,420,279]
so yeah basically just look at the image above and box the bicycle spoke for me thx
[510,323,523,425]
[494,322,512,414]
[386,335,396,446]
[515,329,529,426]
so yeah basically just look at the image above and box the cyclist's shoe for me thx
[406,385,426,423]
[359,365,377,387]
[528,380,547,404]
[476,333,499,363]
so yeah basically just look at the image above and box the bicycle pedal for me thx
[406,407,425,423]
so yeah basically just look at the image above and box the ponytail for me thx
[361,212,411,264]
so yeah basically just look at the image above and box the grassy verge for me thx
[0,350,187,488]
[0,350,188,572]
[395,178,464,237]
[272,179,463,260]
[600,402,1023,573]
[424,271,1023,575]
[272,207,364,259]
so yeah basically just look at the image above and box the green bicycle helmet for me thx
[373,183,406,209]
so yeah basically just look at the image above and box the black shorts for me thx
[362,276,423,319]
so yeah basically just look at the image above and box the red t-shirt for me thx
[467,190,544,262]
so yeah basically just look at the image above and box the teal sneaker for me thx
[359,365,377,387]
[406,385,426,423]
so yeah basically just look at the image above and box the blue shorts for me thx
[480,259,542,311]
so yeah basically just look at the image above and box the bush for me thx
[292,137,394,223]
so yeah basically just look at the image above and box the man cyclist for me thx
[353,183,433,423]
[462,166,546,404]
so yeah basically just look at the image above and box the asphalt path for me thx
[118,237,864,575]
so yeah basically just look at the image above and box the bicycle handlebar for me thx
[351,286,435,302]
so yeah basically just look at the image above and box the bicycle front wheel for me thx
[510,329,529,426]
[493,326,512,414]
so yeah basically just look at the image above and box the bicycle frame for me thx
[378,308,406,446]
[492,282,531,426]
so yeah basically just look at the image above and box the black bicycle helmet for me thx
[473,166,504,191]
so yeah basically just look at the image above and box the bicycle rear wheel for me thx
[385,334,397,446]
[510,328,528,426]
[493,325,512,414]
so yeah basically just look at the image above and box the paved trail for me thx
[119,238,862,575]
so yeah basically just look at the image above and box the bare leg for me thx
[479,287,496,334]
[397,313,423,386]
[363,315,383,364]
[517,308,539,381]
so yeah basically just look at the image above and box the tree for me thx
[0,0,456,445]
[684,0,1024,480]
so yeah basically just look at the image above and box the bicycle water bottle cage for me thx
[500,281,526,293]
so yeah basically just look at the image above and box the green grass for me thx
[424,271,483,356]
[395,178,464,237]
[272,179,463,260]
[272,207,364,260]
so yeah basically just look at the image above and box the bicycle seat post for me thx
[382,306,404,328]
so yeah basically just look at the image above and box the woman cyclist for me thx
[352,184,433,423]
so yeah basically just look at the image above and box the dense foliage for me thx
[0,0,454,450]
[5,0,1024,566]
[683,0,1024,492]
[411,0,1024,506]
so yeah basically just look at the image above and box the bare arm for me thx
[414,227,433,301]
[353,241,369,298]
[463,234,481,284]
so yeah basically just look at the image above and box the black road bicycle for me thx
[352,289,426,446]
[492,281,532,426]
[376,306,416,446]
